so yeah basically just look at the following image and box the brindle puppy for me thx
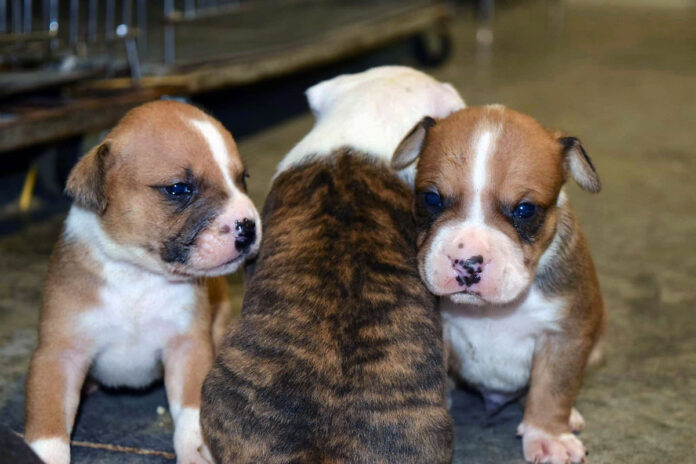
[201,66,465,464]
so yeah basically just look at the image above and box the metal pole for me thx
[476,0,494,47]
[87,0,99,42]
[41,0,47,29]
[69,0,78,45]
[122,0,131,27]
[48,0,57,49]
[184,0,195,19]
[12,0,20,33]
[88,0,97,42]
[105,0,115,41]
[22,0,31,33]
[0,0,7,34]
[164,0,175,65]
[125,36,141,83]
[136,0,146,58]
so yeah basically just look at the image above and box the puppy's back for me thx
[202,151,451,464]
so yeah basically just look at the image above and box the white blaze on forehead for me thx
[189,118,238,194]
[468,129,496,223]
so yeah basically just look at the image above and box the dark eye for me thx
[423,191,443,210]
[513,202,537,219]
[164,183,193,197]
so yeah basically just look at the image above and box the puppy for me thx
[392,106,605,464]
[24,101,262,464]
[201,66,465,463]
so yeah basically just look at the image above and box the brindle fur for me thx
[201,151,452,464]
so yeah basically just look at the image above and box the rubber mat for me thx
[1,377,527,463]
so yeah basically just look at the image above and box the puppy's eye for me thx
[423,191,444,211]
[509,201,545,243]
[164,183,193,197]
[513,202,537,219]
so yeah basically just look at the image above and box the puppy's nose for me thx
[452,255,484,287]
[234,219,256,252]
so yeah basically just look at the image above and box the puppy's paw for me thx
[176,442,213,464]
[29,437,70,464]
[519,423,586,464]
[569,407,585,433]
[174,408,212,464]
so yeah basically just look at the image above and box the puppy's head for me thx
[306,66,463,120]
[65,100,261,278]
[278,66,464,181]
[393,106,600,305]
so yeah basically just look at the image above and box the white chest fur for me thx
[79,259,197,388]
[63,207,198,388]
[442,285,564,394]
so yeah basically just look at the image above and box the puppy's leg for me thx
[517,334,592,464]
[24,343,91,464]
[164,331,214,464]
[518,398,585,432]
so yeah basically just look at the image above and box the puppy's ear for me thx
[559,136,601,193]
[306,81,328,116]
[439,83,466,110]
[391,117,436,170]
[65,142,110,214]
[306,75,345,116]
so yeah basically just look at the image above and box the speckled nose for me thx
[452,255,484,287]
[234,219,256,252]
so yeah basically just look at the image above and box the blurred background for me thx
[1,0,694,463]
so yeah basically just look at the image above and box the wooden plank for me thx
[165,0,313,24]
[79,2,453,93]
[0,68,108,98]
[0,30,56,45]
[0,90,160,153]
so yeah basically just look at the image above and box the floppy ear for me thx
[391,116,436,170]
[65,142,110,214]
[559,136,601,193]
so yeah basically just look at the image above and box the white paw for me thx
[173,408,212,464]
[519,423,586,464]
[569,407,585,433]
[29,437,70,464]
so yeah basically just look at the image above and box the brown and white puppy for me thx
[24,100,261,464]
[393,106,605,464]
[201,66,465,463]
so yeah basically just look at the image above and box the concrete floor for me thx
[1,1,695,462]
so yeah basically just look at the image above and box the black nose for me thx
[234,219,256,253]
[453,255,484,287]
